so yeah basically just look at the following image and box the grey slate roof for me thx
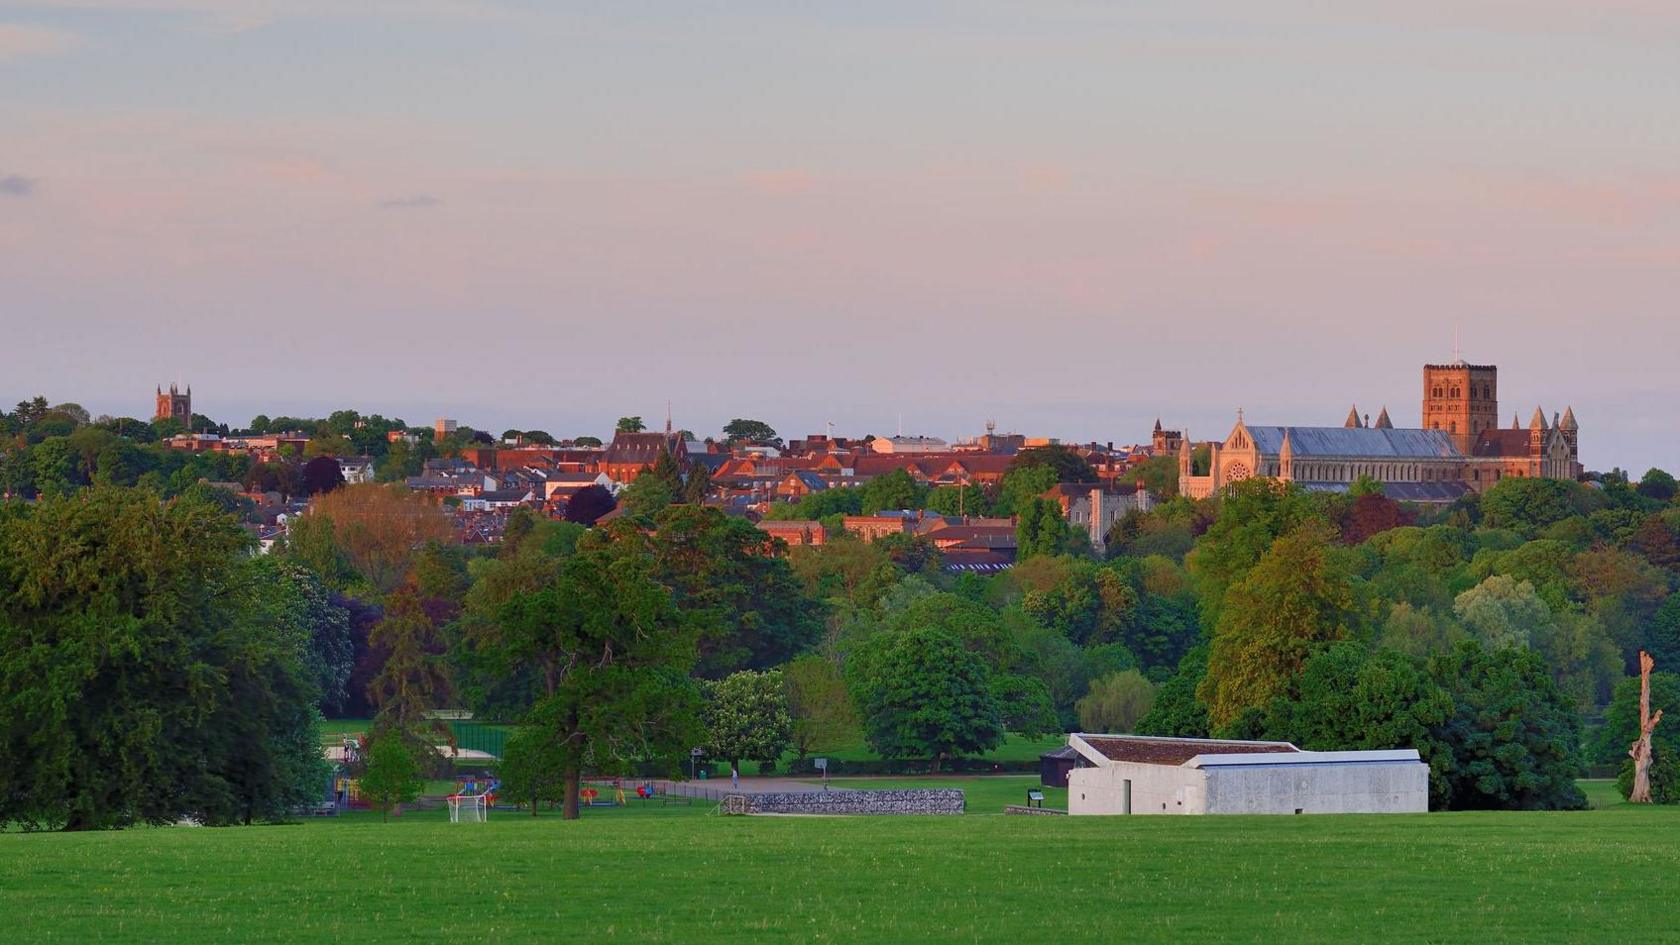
[1245,425,1461,459]
[1299,481,1472,502]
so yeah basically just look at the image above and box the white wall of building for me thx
[1065,742,1430,816]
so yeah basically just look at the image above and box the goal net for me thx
[447,793,488,823]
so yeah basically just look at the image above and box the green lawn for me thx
[5,782,1675,945]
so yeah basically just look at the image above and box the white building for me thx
[871,435,948,454]
[1065,733,1429,816]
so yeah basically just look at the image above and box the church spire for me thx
[1529,406,1548,430]
[1344,405,1362,428]
[1559,406,1577,431]
[1373,406,1393,429]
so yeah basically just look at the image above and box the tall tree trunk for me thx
[562,769,581,820]
[1629,650,1664,804]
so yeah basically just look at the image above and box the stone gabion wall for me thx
[739,789,965,815]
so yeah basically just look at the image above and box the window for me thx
[1123,779,1132,815]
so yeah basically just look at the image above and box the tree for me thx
[1076,670,1157,733]
[1627,651,1665,803]
[847,628,1003,770]
[1427,640,1586,810]
[991,674,1060,737]
[616,417,646,433]
[1186,478,1324,626]
[619,451,682,517]
[1479,478,1584,536]
[702,670,793,772]
[367,587,454,768]
[1199,525,1358,731]
[1637,468,1678,503]
[1009,445,1097,483]
[0,487,325,829]
[680,461,712,504]
[563,484,617,525]
[498,726,569,815]
[358,734,422,821]
[997,463,1058,517]
[859,468,924,514]
[783,655,861,761]
[1017,497,1078,560]
[300,455,345,496]
[1596,669,1680,803]
[649,505,823,676]
[574,435,603,448]
[495,527,702,819]
[1453,575,1552,650]
[259,559,356,715]
[722,418,779,447]
[1260,643,1453,807]
[1136,647,1210,737]
[305,484,455,593]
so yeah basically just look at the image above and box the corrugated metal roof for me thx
[1245,425,1461,459]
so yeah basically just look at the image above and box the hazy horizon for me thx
[4,3,1677,472]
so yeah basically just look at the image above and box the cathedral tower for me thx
[155,383,191,424]
[1422,361,1497,454]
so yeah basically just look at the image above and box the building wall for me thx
[1202,762,1429,814]
[1068,759,1429,815]
[1068,763,1205,815]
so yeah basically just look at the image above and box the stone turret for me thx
[1344,405,1363,428]
[1278,428,1295,481]
[1558,406,1579,463]
[1373,407,1393,430]
[1529,406,1548,458]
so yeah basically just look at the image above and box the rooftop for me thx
[1072,734,1299,767]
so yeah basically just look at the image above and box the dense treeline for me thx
[0,397,529,504]
[0,489,328,829]
[8,392,1680,823]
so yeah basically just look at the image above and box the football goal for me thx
[447,793,489,823]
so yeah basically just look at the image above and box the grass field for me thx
[4,776,1675,945]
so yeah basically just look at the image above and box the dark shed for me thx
[1040,745,1079,788]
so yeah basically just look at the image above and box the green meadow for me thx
[5,777,1674,945]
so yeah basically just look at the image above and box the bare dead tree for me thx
[1629,650,1665,804]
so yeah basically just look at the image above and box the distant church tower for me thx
[155,383,191,423]
[1422,361,1497,454]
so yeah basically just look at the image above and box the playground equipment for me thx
[447,793,489,823]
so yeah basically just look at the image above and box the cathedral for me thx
[1176,361,1581,503]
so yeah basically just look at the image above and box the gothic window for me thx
[1433,387,1442,398]
[1450,422,1457,433]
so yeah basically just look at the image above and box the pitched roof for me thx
[1243,425,1461,459]
[1299,480,1473,502]
[1473,428,1533,458]
[1075,734,1299,767]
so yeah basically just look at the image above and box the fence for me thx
[449,721,507,760]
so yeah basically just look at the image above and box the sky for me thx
[2,2,1677,472]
